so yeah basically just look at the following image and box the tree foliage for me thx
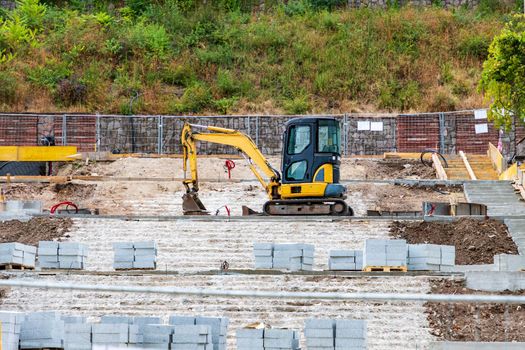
[479,15,525,128]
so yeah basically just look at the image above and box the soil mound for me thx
[390,218,518,264]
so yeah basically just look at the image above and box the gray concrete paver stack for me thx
[0,243,36,268]
[254,243,314,271]
[328,250,363,271]
[113,241,157,270]
[0,312,25,350]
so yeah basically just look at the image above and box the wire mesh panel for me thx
[397,114,440,152]
[449,112,500,154]
[0,115,40,146]
[347,115,396,155]
[98,116,159,154]
[64,116,97,152]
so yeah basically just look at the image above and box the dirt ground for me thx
[426,279,525,341]
[0,217,73,245]
[390,218,518,265]
[57,157,436,180]
[347,183,463,214]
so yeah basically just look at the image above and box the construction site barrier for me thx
[0,110,520,156]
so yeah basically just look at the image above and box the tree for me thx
[479,15,525,129]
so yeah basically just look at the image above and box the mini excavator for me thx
[181,117,353,216]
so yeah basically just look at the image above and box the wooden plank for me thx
[383,152,422,160]
[488,142,506,174]
[0,146,79,162]
[432,153,448,180]
[459,151,477,180]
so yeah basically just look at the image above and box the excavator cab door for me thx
[282,118,341,185]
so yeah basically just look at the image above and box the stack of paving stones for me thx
[38,241,60,269]
[0,242,36,268]
[236,328,264,350]
[407,244,456,271]
[363,239,408,269]
[264,328,300,350]
[304,319,335,350]
[254,243,274,269]
[0,311,25,350]
[335,320,367,350]
[172,324,212,349]
[169,315,228,350]
[58,242,88,269]
[19,311,65,349]
[254,243,314,271]
[62,315,91,350]
[93,315,142,347]
[113,241,158,270]
[142,324,174,349]
[328,250,363,271]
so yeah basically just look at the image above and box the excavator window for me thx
[287,125,311,155]
[318,120,340,153]
[286,160,307,181]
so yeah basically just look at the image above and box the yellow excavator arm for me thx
[181,122,281,207]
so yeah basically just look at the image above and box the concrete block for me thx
[39,241,59,249]
[253,243,273,250]
[133,260,156,269]
[336,319,366,330]
[100,315,133,324]
[306,337,335,347]
[329,256,356,263]
[113,242,134,249]
[330,249,358,257]
[494,254,525,271]
[25,311,61,321]
[114,262,133,269]
[263,329,295,339]
[408,263,441,271]
[38,248,59,256]
[134,316,162,326]
[253,249,272,257]
[305,328,334,338]
[134,241,157,249]
[114,254,135,262]
[59,261,84,269]
[329,262,357,270]
[169,316,196,325]
[236,337,264,347]
[134,248,158,257]
[236,328,264,338]
[263,337,299,348]
[335,337,366,347]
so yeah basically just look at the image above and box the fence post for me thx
[158,115,163,154]
[343,113,348,156]
[62,115,67,146]
[255,116,259,147]
[439,112,445,154]
[95,114,100,152]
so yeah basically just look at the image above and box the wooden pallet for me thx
[363,266,407,272]
[0,263,35,271]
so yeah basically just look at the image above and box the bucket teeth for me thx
[182,192,209,215]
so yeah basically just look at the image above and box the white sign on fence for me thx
[370,122,384,132]
[357,121,370,131]
[475,123,489,134]
[474,109,488,120]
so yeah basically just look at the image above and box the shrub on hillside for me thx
[55,78,87,106]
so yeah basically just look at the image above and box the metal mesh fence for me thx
[0,111,515,156]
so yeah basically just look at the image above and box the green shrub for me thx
[195,45,233,65]
[283,0,310,16]
[283,95,310,114]
[125,21,171,58]
[307,0,346,10]
[13,0,46,30]
[214,97,238,114]
[171,82,212,113]
[379,80,420,111]
[26,60,71,89]
[216,68,241,96]
[160,62,195,86]
[458,35,490,60]
[0,70,17,103]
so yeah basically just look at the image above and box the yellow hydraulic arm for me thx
[181,122,281,200]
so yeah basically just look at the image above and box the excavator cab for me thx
[281,117,346,198]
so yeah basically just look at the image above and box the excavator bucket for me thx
[182,192,209,215]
